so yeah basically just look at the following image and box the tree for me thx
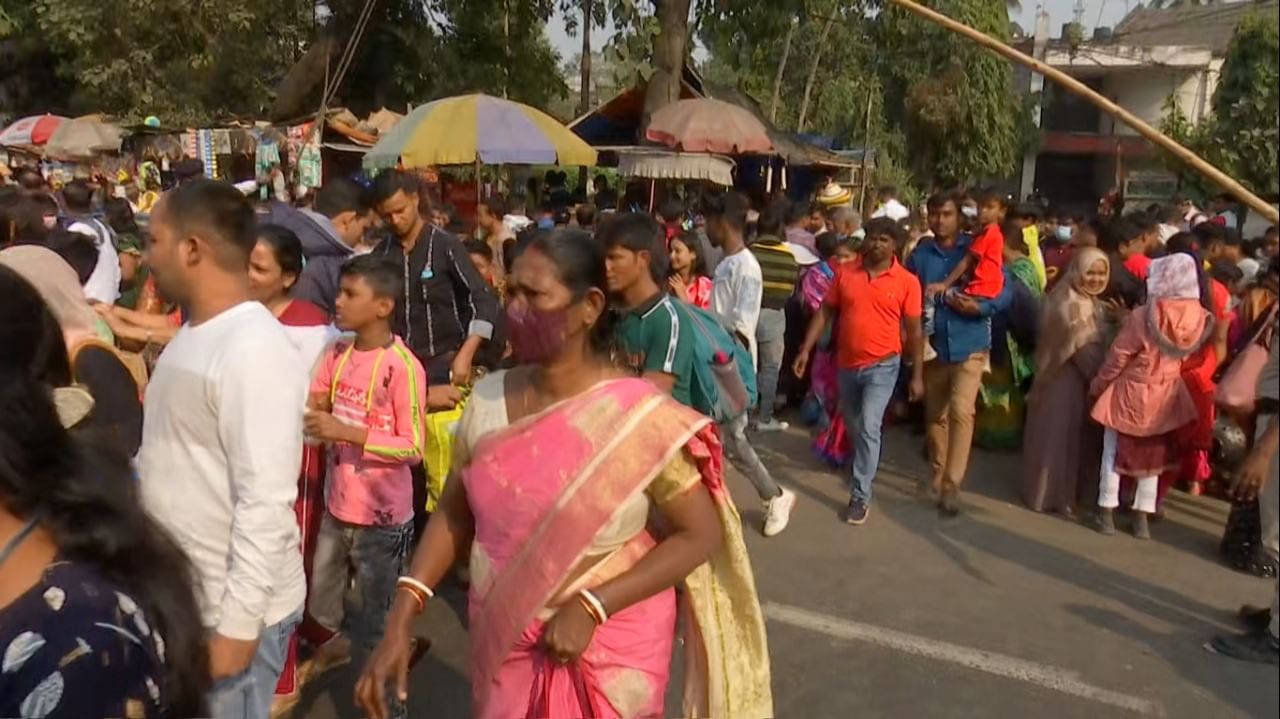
[1200,11,1279,197]
[876,0,1027,185]
[32,0,312,125]
[560,0,609,115]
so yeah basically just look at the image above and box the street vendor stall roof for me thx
[569,71,856,169]
[602,147,736,187]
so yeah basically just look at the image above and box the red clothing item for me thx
[824,258,922,369]
[1123,253,1152,281]
[279,298,329,326]
[965,223,1005,298]
[686,275,713,310]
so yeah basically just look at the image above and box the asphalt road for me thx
[293,422,1278,719]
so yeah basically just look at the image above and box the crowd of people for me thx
[1,159,1277,719]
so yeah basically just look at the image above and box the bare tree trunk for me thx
[579,0,592,115]
[502,0,510,98]
[642,0,692,131]
[797,11,836,133]
[769,16,798,124]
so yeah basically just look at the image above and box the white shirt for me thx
[711,248,764,369]
[68,218,121,304]
[871,198,910,222]
[138,302,307,640]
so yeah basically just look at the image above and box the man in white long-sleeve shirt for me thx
[704,190,796,537]
[137,180,307,719]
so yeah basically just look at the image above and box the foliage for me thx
[1157,93,1210,198]
[31,0,313,125]
[1155,12,1278,200]
[1200,12,1279,197]
[698,0,1030,195]
[876,0,1026,187]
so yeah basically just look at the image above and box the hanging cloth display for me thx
[298,142,322,189]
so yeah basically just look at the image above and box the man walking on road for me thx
[795,217,925,525]
[750,203,800,432]
[138,181,307,719]
[606,210,796,537]
[906,191,1012,516]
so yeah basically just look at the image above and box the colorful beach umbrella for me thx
[0,114,69,148]
[645,99,774,155]
[363,94,597,169]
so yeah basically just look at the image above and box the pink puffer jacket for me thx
[1090,298,1213,436]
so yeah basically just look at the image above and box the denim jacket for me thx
[905,234,1014,364]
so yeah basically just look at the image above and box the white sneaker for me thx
[755,418,790,432]
[762,487,796,537]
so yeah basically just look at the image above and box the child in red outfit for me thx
[921,190,1007,360]
[925,188,1007,301]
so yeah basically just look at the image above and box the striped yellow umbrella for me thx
[363,93,597,169]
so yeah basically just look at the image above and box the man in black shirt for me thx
[371,170,501,387]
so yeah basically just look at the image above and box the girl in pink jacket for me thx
[1090,253,1214,538]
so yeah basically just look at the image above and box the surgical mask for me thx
[851,228,866,240]
[961,206,978,219]
[536,216,555,230]
[505,302,568,364]
[1055,226,1072,242]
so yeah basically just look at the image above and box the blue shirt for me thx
[905,234,1014,364]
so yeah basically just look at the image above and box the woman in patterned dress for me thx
[0,266,208,718]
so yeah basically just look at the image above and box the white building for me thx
[1017,0,1276,215]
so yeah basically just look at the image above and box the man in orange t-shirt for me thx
[794,217,925,525]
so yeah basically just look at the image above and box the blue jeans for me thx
[838,356,902,505]
[309,513,413,654]
[207,608,302,719]
[754,307,787,423]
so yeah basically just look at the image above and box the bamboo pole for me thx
[887,0,1278,224]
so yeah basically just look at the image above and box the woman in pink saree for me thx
[356,230,773,719]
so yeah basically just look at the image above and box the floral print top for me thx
[0,561,168,718]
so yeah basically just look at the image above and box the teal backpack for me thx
[669,300,757,423]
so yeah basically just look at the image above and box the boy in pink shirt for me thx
[302,255,427,698]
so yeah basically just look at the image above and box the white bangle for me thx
[578,588,609,624]
[396,576,435,599]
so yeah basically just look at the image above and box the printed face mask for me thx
[505,302,569,364]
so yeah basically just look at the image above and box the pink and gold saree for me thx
[461,377,773,718]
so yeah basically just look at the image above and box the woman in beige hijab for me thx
[1022,248,1112,515]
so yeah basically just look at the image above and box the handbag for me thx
[1215,305,1277,415]
[423,388,469,513]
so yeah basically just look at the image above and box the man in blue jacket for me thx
[906,189,1014,517]
[266,177,371,317]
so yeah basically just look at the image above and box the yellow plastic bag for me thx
[423,393,467,513]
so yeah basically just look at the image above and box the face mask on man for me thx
[961,206,978,219]
[1055,226,1072,242]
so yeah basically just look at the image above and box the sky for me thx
[544,0,1139,60]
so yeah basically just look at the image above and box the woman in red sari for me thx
[249,225,337,707]
[357,230,772,719]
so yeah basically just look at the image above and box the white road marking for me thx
[764,602,1165,717]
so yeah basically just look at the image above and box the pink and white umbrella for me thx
[0,114,69,148]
